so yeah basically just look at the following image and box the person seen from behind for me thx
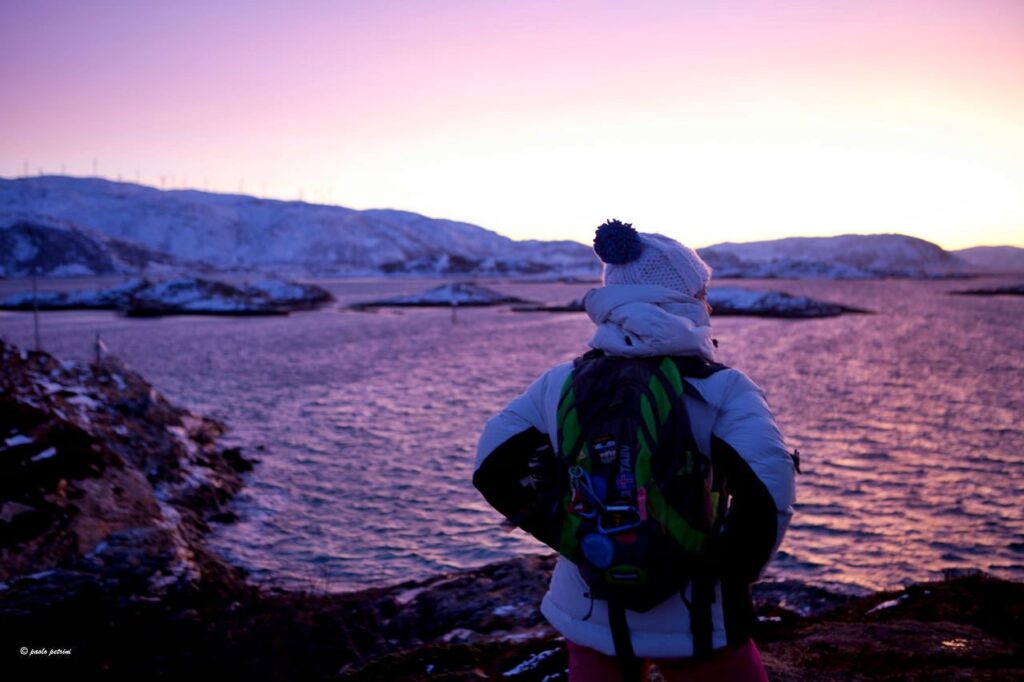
[474,220,797,681]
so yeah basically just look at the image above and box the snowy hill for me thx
[0,176,598,277]
[950,246,1024,273]
[699,234,969,279]
[0,213,196,277]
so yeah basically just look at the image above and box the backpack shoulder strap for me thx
[607,599,642,682]
[671,355,729,379]
[556,349,607,463]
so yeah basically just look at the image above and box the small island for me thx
[707,287,870,318]
[0,277,334,316]
[950,283,1024,297]
[351,282,531,309]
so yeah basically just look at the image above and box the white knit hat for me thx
[593,219,711,297]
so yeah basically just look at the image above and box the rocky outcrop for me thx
[0,341,253,591]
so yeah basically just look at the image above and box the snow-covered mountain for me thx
[698,234,970,279]
[4,176,1016,281]
[0,176,598,277]
[950,246,1024,274]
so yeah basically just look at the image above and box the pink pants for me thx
[567,638,769,682]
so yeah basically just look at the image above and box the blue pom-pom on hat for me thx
[594,219,644,264]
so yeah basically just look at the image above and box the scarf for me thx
[583,284,716,361]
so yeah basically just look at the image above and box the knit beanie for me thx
[593,219,711,296]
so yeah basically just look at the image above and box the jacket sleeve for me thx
[711,370,796,582]
[473,364,571,538]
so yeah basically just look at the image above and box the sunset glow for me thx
[2,0,1022,248]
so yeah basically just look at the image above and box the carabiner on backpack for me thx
[569,466,600,518]
[570,466,643,534]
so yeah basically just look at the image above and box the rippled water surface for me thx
[2,276,1022,595]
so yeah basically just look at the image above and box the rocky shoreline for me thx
[2,341,1021,680]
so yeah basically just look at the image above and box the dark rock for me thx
[222,447,255,473]
[951,283,1024,296]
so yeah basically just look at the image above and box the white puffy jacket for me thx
[474,284,797,658]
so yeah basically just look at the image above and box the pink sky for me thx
[2,0,1023,248]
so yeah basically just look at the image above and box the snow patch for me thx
[66,394,101,409]
[48,263,95,277]
[4,434,33,448]
[30,447,57,462]
[503,648,560,677]
[492,604,521,617]
[394,586,427,605]
[441,628,478,643]
[36,380,66,395]
[867,594,909,614]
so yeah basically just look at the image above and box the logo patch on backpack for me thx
[594,436,618,464]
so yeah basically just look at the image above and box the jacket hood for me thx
[583,284,715,361]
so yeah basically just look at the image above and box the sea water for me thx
[1,276,1022,596]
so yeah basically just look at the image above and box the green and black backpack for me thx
[554,350,728,610]
[474,349,729,665]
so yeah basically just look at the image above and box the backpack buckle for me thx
[598,504,642,535]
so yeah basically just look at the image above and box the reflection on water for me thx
[1,276,1022,594]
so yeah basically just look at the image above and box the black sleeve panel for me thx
[711,434,779,584]
[473,427,564,544]
[473,426,543,519]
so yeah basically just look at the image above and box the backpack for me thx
[472,349,729,668]
[554,350,728,614]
